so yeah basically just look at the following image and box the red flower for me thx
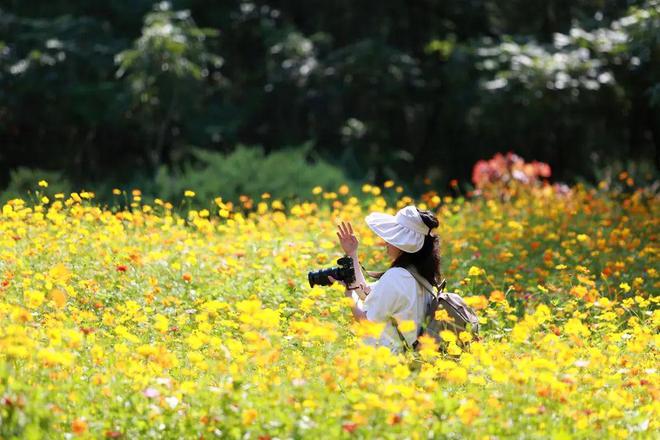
[116,265,128,272]
[532,161,552,177]
[342,423,358,433]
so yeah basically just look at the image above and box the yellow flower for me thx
[184,190,196,197]
[312,186,323,195]
[619,282,631,293]
[570,285,588,299]
[397,320,416,333]
[393,364,410,379]
[468,266,484,277]
[440,330,457,343]
[241,409,258,426]
[185,333,204,350]
[457,399,480,425]
[446,365,467,383]
[464,295,489,310]
[25,290,45,309]
[446,342,462,356]
[435,309,451,321]
[153,314,169,333]
[459,331,473,343]
[563,318,590,338]
[38,180,48,187]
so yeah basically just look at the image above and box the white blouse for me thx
[352,267,429,353]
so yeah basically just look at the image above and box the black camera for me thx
[308,256,356,287]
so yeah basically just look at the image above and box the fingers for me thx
[341,221,349,236]
[337,221,354,238]
[327,275,344,286]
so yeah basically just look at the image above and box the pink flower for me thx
[143,388,159,398]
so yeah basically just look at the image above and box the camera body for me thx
[308,256,356,287]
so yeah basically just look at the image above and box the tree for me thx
[115,1,224,171]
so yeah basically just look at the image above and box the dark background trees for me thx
[1,0,658,201]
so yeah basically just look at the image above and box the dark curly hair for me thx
[363,208,442,288]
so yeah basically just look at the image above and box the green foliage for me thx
[476,1,659,97]
[0,167,72,205]
[583,156,660,192]
[115,1,224,169]
[0,362,53,440]
[1,0,658,189]
[153,144,351,205]
[472,1,660,181]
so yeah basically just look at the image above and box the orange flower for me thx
[386,413,402,425]
[182,273,192,282]
[489,290,506,302]
[457,400,480,425]
[50,289,67,308]
[71,418,88,435]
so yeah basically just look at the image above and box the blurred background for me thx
[1,0,658,205]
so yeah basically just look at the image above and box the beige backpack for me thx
[392,266,480,352]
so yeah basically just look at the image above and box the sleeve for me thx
[351,291,367,312]
[363,269,407,322]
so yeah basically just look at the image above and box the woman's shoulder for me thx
[381,266,415,282]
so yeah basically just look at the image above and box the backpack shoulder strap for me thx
[397,266,440,349]
[403,266,443,300]
[390,317,415,352]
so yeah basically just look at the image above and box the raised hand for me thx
[336,221,358,255]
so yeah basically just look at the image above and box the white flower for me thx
[165,396,179,409]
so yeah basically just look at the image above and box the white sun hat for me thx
[365,205,431,253]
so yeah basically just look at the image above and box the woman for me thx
[329,205,441,354]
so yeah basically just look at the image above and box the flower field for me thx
[0,178,658,439]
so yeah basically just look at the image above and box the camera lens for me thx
[308,268,329,287]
